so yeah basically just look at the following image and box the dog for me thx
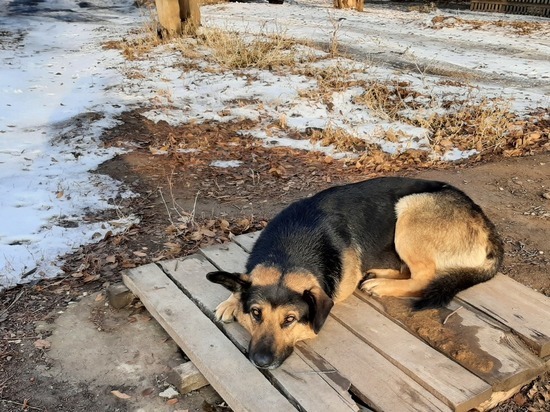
[206,177,503,369]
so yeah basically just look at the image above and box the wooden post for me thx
[180,0,201,33]
[334,0,364,11]
[154,0,201,37]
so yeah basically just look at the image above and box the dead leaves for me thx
[508,377,550,411]
[111,390,131,399]
[429,15,548,36]
[162,216,264,257]
[105,255,117,264]
[34,339,51,350]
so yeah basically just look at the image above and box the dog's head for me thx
[207,266,333,369]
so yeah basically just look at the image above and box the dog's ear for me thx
[303,286,334,334]
[206,271,251,293]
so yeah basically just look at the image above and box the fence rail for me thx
[470,0,550,17]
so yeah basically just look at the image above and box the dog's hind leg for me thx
[366,267,410,279]
[361,194,440,297]
[360,262,434,297]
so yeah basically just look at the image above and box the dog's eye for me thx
[250,308,262,321]
[283,315,296,327]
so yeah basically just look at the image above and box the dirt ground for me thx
[0,110,549,411]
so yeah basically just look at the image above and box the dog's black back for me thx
[246,177,452,298]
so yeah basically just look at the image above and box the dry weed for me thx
[408,2,438,13]
[297,63,361,106]
[190,28,305,70]
[353,81,421,121]
[102,5,162,60]
[412,98,513,154]
[309,125,367,152]
[430,16,549,35]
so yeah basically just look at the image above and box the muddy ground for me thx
[0,111,549,411]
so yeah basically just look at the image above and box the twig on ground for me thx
[443,306,463,324]
[0,398,44,411]
[0,289,24,319]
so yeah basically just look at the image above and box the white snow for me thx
[1,0,549,289]
[0,0,142,288]
[210,160,243,168]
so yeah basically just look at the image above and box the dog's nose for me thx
[250,351,275,368]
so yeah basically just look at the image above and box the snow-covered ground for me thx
[0,0,548,289]
[0,0,143,288]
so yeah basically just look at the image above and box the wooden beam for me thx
[232,231,261,253]
[357,294,546,392]
[167,362,209,394]
[123,264,296,412]
[200,242,248,274]
[332,295,492,411]
[457,273,550,357]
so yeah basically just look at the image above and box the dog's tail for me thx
[413,240,504,311]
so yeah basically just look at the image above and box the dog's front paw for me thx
[215,294,241,323]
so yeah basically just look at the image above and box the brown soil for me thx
[1,110,549,411]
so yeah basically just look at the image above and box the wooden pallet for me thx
[123,232,550,412]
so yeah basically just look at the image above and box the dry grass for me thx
[430,16,550,35]
[300,64,359,91]
[411,98,514,154]
[297,63,361,106]
[309,124,367,152]
[107,4,548,166]
[408,2,438,13]
[353,81,422,120]
[102,4,162,60]
[190,28,306,70]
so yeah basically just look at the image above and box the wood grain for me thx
[161,256,360,412]
[123,264,296,412]
[458,273,550,357]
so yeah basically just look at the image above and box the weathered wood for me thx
[178,0,200,33]
[333,0,363,11]
[357,293,546,392]
[106,283,134,309]
[305,319,452,412]
[457,273,550,357]
[122,264,296,412]
[160,256,360,412]
[154,0,183,34]
[331,295,492,411]
[200,242,249,274]
[167,362,209,394]
[232,231,261,253]
[143,236,548,411]
[197,244,454,411]
[155,0,200,36]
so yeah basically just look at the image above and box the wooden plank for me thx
[357,293,547,392]
[331,295,492,412]
[457,273,550,357]
[122,264,296,412]
[200,242,248,273]
[197,245,453,412]
[232,231,261,253]
[304,319,452,412]
[160,256,360,412]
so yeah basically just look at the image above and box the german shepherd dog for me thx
[207,177,503,369]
